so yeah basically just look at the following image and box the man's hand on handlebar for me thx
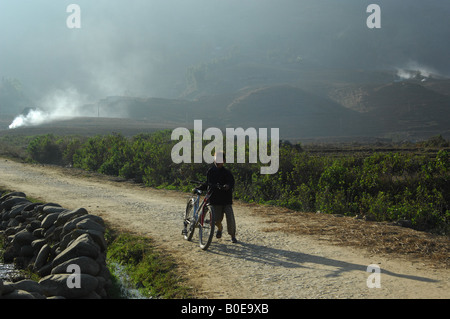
[191,182,230,194]
[213,183,230,190]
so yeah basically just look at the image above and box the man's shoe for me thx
[216,230,222,239]
[231,237,237,243]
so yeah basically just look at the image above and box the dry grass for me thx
[248,203,449,269]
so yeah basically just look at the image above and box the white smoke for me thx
[8,87,90,129]
[395,61,439,81]
[9,109,49,129]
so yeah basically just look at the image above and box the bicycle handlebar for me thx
[190,180,228,194]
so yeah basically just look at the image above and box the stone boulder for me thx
[51,256,100,276]
[39,273,99,299]
[0,191,111,299]
[52,233,101,268]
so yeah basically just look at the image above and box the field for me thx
[1,119,449,236]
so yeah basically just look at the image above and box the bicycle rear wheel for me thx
[184,198,196,241]
[199,205,215,250]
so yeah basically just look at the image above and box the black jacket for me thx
[199,165,235,205]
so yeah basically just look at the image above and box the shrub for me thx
[27,134,62,164]
[18,130,450,234]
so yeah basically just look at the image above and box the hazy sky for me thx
[1,0,449,102]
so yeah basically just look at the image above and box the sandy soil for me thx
[0,158,448,299]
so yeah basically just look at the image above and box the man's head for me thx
[214,151,225,168]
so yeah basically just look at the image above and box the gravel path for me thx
[0,159,448,299]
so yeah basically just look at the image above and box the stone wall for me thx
[0,191,111,299]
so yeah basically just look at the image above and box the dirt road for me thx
[0,158,448,299]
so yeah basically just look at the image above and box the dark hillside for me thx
[360,81,450,134]
[224,85,375,138]
[2,67,450,141]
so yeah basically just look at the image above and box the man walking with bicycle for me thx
[196,151,237,243]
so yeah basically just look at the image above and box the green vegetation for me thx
[105,230,192,299]
[2,131,449,234]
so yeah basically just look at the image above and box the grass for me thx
[252,203,450,269]
[105,228,193,299]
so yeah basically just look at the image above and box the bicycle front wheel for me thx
[184,198,196,241]
[199,205,215,250]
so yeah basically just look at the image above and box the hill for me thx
[223,85,374,138]
[96,74,450,141]
[0,117,179,138]
[2,67,450,142]
[324,79,450,139]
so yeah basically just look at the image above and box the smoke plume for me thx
[396,61,441,81]
[8,87,90,129]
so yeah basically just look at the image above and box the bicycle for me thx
[182,181,223,250]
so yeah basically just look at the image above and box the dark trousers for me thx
[211,204,236,237]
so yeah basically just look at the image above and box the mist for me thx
[396,62,441,81]
[7,86,131,129]
[8,87,90,129]
[1,0,449,129]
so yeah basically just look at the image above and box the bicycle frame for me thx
[190,189,212,231]
[183,182,221,250]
